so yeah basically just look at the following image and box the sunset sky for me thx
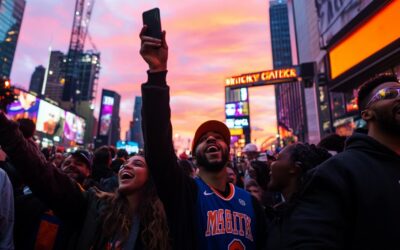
[11,0,276,150]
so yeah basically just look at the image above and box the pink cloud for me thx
[12,0,275,146]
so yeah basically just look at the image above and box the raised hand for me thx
[139,26,168,72]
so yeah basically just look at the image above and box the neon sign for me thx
[225,68,298,87]
[225,102,249,117]
[226,118,249,128]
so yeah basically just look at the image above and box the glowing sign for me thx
[226,118,249,128]
[116,140,139,154]
[225,68,298,87]
[225,102,249,117]
[329,1,400,79]
[99,95,114,136]
[229,128,244,136]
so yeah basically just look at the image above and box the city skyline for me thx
[11,0,275,147]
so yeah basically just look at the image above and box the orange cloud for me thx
[12,0,275,148]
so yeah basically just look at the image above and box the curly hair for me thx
[285,143,332,204]
[97,178,171,250]
[288,143,332,178]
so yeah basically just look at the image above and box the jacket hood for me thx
[345,132,400,161]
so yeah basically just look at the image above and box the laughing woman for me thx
[0,110,170,250]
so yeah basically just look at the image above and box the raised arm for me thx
[139,27,197,206]
[0,111,86,224]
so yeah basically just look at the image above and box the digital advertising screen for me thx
[99,95,114,136]
[36,101,65,137]
[6,89,40,122]
[225,102,249,117]
[116,141,139,154]
[226,117,250,129]
[64,112,86,144]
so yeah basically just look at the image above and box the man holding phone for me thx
[139,10,267,250]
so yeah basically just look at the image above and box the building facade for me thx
[95,89,121,147]
[322,0,399,136]
[76,51,100,102]
[0,0,25,78]
[45,51,66,102]
[130,96,144,149]
[29,65,45,95]
[270,0,308,143]
[287,0,331,143]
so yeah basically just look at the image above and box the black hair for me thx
[357,73,399,111]
[226,161,244,188]
[317,134,347,153]
[93,146,112,166]
[288,143,332,175]
[41,147,51,161]
[117,149,129,159]
[17,118,36,139]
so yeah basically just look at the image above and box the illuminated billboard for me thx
[99,95,114,136]
[225,68,298,88]
[225,102,249,117]
[329,1,400,79]
[6,89,40,122]
[116,141,139,154]
[36,101,65,137]
[64,112,86,144]
[226,117,250,129]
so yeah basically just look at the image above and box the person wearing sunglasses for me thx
[287,73,400,250]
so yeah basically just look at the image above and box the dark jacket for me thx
[141,71,267,250]
[288,132,400,250]
[0,113,144,250]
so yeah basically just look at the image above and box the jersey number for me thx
[228,239,245,250]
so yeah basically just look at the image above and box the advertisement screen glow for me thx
[99,96,114,136]
[36,101,65,137]
[329,1,400,79]
[6,90,40,122]
[65,112,86,144]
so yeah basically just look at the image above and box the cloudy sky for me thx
[11,0,277,149]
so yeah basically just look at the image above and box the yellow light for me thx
[229,128,244,136]
[329,1,400,79]
[226,68,298,87]
[4,80,10,88]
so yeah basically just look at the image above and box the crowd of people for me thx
[0,26,399,250]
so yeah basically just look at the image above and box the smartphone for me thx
[142,8,162,39]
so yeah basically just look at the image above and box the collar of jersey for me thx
[209,183,235,201]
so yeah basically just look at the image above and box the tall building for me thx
[130,96,144,149]
[76,51,100,102]
[29,65,45,95]
[0,0,26,78]
[95,89,121,147]
[270,0,308,143]
[286,0,330,143]
[45,51,66,102]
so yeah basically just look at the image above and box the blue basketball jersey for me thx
[195,177,256,250]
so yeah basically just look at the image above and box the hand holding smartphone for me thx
[142,8,162,39]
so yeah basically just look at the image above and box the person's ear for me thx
[361,109,374,121]
[289,161,302,175]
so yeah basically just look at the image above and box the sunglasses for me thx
[365,87,400,108]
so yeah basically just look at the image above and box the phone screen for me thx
[142,8,162,39]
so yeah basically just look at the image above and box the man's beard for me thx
[196,150,229,173]
[375,108,400,137]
